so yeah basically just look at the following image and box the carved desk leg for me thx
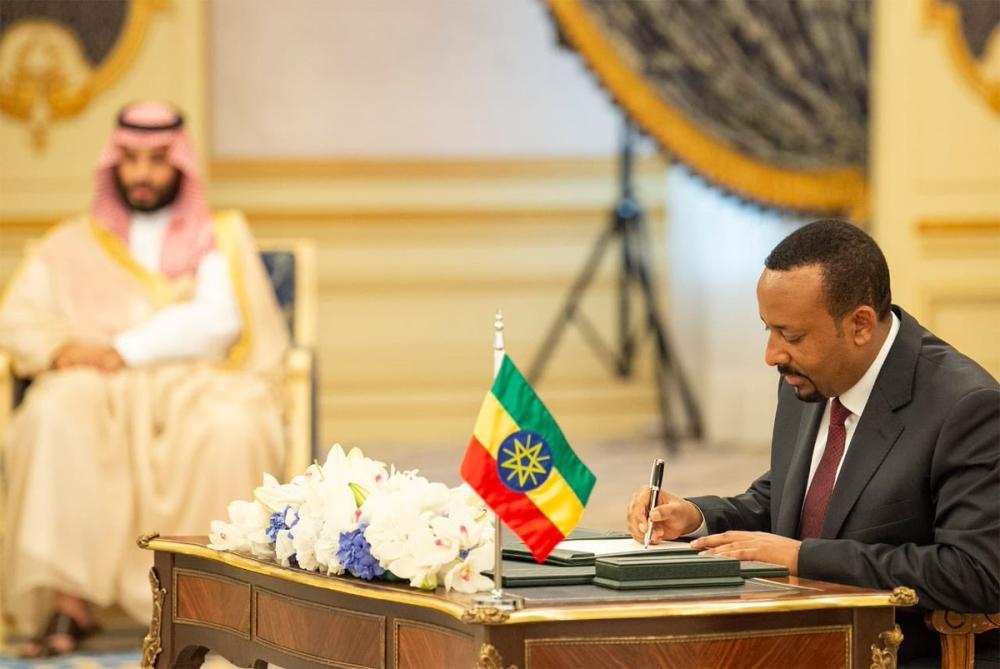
[142,550,180,668]
[142,566,167,668]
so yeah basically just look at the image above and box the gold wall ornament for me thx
[888,587,919,608]
[141,567,167,669]
[0,0,169,149]
[869,624,903,669]
[137,532,160,549]
[925,0,1000,115]
[477,643,517,669]
[544,0,869,219]
[461,606,511,625]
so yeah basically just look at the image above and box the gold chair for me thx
[257,236,319,481]
[0,235,318,648]
[926,610,1000,669]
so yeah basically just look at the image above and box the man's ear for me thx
[849,306,877,346]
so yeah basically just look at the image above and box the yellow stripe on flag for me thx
[524,468,585,536]
[473,392,520,456]
[473,392,585,536]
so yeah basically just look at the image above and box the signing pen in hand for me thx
[643,458,665,549]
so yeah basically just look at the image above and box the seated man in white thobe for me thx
[0,101,289,657]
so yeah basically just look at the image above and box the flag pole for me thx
[492,309,505,599]
[473,309,519,610]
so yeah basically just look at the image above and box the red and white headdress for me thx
[91,101,215,279]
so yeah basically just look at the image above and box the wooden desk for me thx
[139,535,915,669]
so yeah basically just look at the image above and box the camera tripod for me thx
[527,121,703,451]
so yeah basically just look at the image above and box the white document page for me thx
[554,538,695,556]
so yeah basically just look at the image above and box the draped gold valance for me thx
[546,0,870,220]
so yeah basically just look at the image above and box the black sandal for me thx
[20,610,100,658]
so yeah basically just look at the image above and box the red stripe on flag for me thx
[460,435,565,563]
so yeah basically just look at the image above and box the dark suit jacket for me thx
[690,306,1000,660]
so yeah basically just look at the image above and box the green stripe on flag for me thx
[491,356,596,505]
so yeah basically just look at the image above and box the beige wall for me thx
[1,0,670,453]
[3,0,998,453]
[209,0,623,157]
[872,0,1000,377]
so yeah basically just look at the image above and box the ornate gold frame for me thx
[924,0,1000,115]
[545,0,869,219]
[0,0,169,147]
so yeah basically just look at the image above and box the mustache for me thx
[777,365,810,381]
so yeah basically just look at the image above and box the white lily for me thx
[208,520,247,551]
[444,543,495,593]
[387,556,440,590]
[275,530,296,567]
[253,473,306,513]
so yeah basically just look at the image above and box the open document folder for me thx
[503,537,698,566]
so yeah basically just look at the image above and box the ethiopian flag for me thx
[460,355,596,563]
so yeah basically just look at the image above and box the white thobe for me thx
[112,209,242,366]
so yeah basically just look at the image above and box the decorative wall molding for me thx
[916,218,1000,236]
[0,204,666,232]
[915,218,1000,257]
[210,155,666,181]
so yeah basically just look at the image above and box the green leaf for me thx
[348,482,369,508]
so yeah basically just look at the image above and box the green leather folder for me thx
[593,555,744,590]
[739,561,790,578]
[484,560,595,587]
[501,544,598,566]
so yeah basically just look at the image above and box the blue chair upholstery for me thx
[260,250,297,340]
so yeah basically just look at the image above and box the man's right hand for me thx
[626,485,705,544]
[52,343,126,372]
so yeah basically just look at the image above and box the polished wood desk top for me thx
[141,534,912,667]
[142,534,911,626]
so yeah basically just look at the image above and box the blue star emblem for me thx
[496,430,554,493]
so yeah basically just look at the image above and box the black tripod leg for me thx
[632,231,704,446]
[528,225,616,384]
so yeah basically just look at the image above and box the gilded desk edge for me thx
[144,537,898,625]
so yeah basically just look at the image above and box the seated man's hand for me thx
[98,348,125,372]
[691,531,801,575]
[627,485,704,544]
[52,344,126,372]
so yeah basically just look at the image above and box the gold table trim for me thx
[147,538,898,625]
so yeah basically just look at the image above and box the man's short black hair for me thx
[765,219,892,321]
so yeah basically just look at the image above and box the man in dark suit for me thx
[627,219,999,663]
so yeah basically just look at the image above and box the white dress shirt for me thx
[805,312,900,488]
[113,211,243,367]
[686,311,901,538]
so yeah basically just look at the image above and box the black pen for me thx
[643,458,665,549]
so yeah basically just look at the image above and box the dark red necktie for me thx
[799,398,851,539]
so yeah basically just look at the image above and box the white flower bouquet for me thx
[208,444,495,593]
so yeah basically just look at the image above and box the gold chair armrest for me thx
[282,346,315,482]
[926,610,1000,669]
[0,350,11,650]
[0,350,12,448]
